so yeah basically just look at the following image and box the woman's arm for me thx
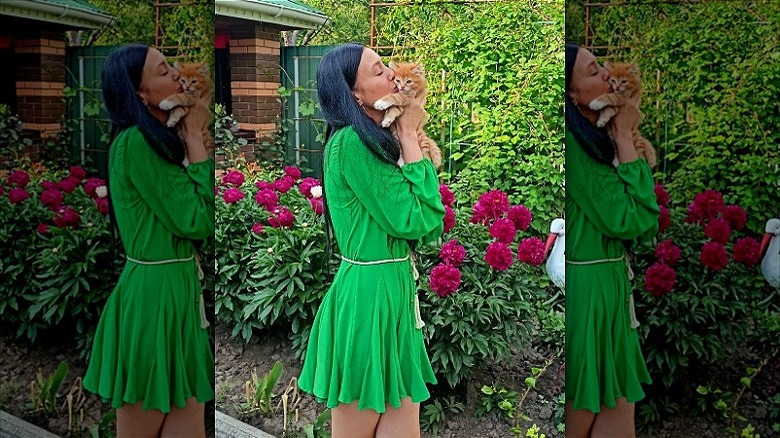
[179,102,210,164]
[394,98,425,163]
[609,101,640,163]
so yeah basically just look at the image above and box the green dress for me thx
[298,126,445,413]
[564,130,659,413]
[83,126,215,413]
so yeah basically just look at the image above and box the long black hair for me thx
[565,42,615,165]
[101,43,186,165]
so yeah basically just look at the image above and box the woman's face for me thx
[568,48,611,119]
[352,48,396,122]
[137,48,181,111]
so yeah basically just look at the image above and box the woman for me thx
[564,43,660,437]
[83,44,214,437]
[297,43,445,438]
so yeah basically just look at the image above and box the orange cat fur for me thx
[158,62,214,159]
[373,62,442,168]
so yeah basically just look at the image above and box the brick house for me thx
[214,0,328,141]
[0,0,112,141]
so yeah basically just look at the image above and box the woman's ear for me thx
[352,91,363,106]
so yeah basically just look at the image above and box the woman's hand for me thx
[609,101,641,164]
[180,102,210,163]
[395,99,424,164]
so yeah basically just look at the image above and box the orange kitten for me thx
[159,62,214,160]
[589,61,657,168]
[373,62,442,168]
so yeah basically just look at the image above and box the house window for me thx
[0,36,15,112]
[214,33,231,114]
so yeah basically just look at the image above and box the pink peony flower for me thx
[254,188,278,209]
[284,166,302,180]
[732,237,761,266]
[644,262,676,297]
[443,206,455,233]
[36,223,49,234]
[69,166,87,180]
[58,175,80,194]
[41,181,58,190]
[39,189,63,210]
[83,177,106,198]
[222,188,245,204]
[654,184,670,207]
[704,218,731,244]
[658,205,671,233]
[485,241,514,271]
[95,197,109,215]
[53,206,80,228]
[269,207,295,228]
[310,197,324,215]
[273,175,295,193]
[298,177,321,198]
[689,190,725,223]
[489,218,517,243]
[7,170,30,187]
[221,170,245,187]
[722,205,747,231]
[214,185,219,196]
[700,241,729,271]
[439,184,455,207]
[429,263,462,298]
[507,205,532,231]
[8,187,30,204]
[439,239,466,267]
[654,239,681,266]
[517,237,546,266]
[252,222,265,234]
[470,201,489,225]
[476,190,510,222]
[255,180,273,190]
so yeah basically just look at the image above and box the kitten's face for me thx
[174,62,210,94]
[605,62,640,94]
[390,62,426,94]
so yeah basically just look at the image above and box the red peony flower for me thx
[252,222,265,234]
[53,206,80,228]
[284,166,302,180]
[654,184,670,207]
[58,175,80,194]
[476,190,510,222]
[222,188,245,204]
[686,201,704,224]
[39,189,63,210]
[700,241,729,271]
[470,201,489,225]
[214,186,219,196]
[69,166,87,181]
[429,263,462,297]
[41,181,58,190]
[95,197,109,215]
[7,170,30,187]
[644,262,676,297]
[507,205,532,231]
[517,237,546,266]
[269,207,295,228]
[654,239,681,266]
[221,170,245,187]
[485,241,514,271]
[443,205,455,233]
[722,205,747,231]
[439,184,455,207]
[255,180,273,190]
[704,218,731,244]
[658,205,671,233]
[310,197,324,215]
[298,177,321,198]
[83,177,106,198]
[8,187,30,204]
[691,190,725,222]
[490,218,517,243]
[732,237,761,266]
[439,239,466,267]
[0,185,3,196]
[254,188,278,210]
[37,223,49,234]
[273,175,295,193]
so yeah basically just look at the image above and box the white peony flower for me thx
[310,185,322,198]
[95,185,108,198]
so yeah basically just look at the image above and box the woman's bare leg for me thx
[331,401,380,438]
[591,397,636,438]
[565,401,596,438]
[160,397,205,438]
[375,397,420,438]
[116,401,165,438]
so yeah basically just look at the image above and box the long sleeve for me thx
[565,130,659,243]
[336,127,444,245]
[122,128,215,240]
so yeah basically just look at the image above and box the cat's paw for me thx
[158,98,176,111]
[588,99,607,111]
[374,98,392,111]
[166,118,178,128]
[381,118,393,128]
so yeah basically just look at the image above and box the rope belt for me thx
[339,253,425,330]
[126,253,210,329]
[566,253,640,329]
